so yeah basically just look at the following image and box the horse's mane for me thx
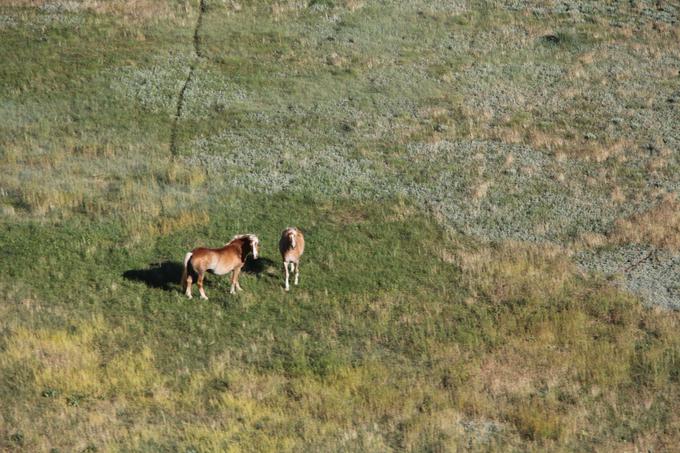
[227,234,258,246]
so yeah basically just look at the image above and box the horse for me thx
[279,227,305,291]
[181,234,260,299]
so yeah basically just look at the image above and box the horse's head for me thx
[231,234,260,260]
[287,229,297,249]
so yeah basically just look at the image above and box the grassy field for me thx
[1,0,680,451]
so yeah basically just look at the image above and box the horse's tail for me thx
[181,252,193,291]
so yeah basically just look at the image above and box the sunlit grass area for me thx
[1,0,679,451]
[3,195,680,451]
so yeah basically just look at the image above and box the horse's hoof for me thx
[200,296,208,300]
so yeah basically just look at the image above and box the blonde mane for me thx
[228,234,258,246]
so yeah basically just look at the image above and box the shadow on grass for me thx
[244,256,277,276]
[122,261,183,292]
[122,257,277,291]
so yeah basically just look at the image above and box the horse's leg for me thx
[230,267,241,294]
[234,265,243,291]
[283,261,290,291]
[294,261,300,286]
[185,273,193,299]
[198,271,208,300]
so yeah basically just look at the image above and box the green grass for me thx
[1,0,680,451]
[2,194,680,451]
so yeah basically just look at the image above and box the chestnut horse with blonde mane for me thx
[279,227,305,291]
[181,234,260,299]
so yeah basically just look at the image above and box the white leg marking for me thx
[294,263,300,286]
[284,261,290,291]
[230,284,236,294]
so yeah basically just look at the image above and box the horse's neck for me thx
[229,239,248,260]
[240,241,251,260]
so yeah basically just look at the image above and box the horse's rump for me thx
[181,251,194,289]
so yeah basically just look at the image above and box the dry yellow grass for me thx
[1,316,163,398]
[471,180,491,201]
[611,194,680,251]
[271,1,305,20]
[576,231,608,249]
[453,241,572,304]
[342,0,364,12]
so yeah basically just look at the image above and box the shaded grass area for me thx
[2,194,680,451]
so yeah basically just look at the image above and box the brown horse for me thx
[279,227,305,291]
[181,234,260,299]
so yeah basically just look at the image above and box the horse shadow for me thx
[122,257,278,292]
[244,256,278,278]
[122,261,184,292]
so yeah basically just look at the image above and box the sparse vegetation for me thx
[1,0,679,451]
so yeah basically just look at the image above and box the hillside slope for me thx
[1,1,679,451]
